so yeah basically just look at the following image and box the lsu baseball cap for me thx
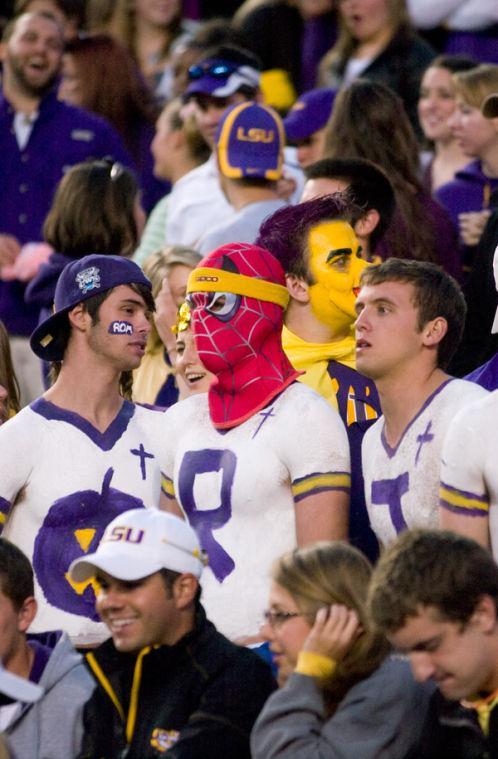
[482,93,498,119]
[283,88,336,142]
[30,254,151,362]
[216,101,284,180]
[69,509,207,583]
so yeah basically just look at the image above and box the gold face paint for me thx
[307,220,369,334]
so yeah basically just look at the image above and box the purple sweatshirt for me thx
[0,90,133,336]
[435,160,498,235]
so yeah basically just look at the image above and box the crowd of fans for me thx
[0,0,497,757]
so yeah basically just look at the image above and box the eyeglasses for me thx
[263,610,304,629]
[188,61,238,81]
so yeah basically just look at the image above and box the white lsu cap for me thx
[69,509,207,583]
[491,244,498,334]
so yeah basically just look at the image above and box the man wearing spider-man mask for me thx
[152,242,350,645]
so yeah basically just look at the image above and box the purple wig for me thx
[256,194,355,279]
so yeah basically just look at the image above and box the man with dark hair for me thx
[197,100,288,255]
[302,157,396,262]
[356,258,487,548]
[167,43,303,247]
[69,508,275,758]
[0,255,168,648]
[0,537,94,758]
[257,195,381,560]
[166,44,262,248]
[0,12,130,403]
[368,529,498,757]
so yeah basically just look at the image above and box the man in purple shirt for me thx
[0,12,131,401]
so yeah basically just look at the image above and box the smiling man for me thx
[69,508,275,759]
[368,529,498,758]
[0,12,131,403]
[0,255,170,648]
[356,258,486,548]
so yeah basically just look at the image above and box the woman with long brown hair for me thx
[319,0,435,134]
[59,34,167,213]
[324,78,461,278]
[252,541,433,757]
[0,321,20,423]
[25,159,145,393]
[94,0,198,103]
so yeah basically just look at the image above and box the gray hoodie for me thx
[5,631,94,759]
[251,655,435,759]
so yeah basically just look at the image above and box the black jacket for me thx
[410,690,498,759]
[450,192,498,377]
[324,26,436,136]
[78,607,276,759]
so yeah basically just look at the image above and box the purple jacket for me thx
[0,90,132,336]
[435,160,498,235]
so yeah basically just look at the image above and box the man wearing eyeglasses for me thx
[0,12,131,404]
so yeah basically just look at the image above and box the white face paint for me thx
[108,321,134,335]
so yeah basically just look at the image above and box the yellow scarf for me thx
[282,326,356,409]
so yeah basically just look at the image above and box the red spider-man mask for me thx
[187,243,299,429]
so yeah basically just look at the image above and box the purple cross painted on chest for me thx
[415,421,434,466]
[130,443,154,480]
[252,407,275,439]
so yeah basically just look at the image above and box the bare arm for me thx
[440,504,490,550]
[295,490,349,546]
[160,492,185,519]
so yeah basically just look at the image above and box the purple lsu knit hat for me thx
[216,101,284,180]
[283,88,336,142]
[185,57,260,99]
[30,254,151,361]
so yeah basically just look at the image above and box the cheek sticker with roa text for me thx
[108,321,133,335]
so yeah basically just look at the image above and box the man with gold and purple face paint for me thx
[257,195,381,560]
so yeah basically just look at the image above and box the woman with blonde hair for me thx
[252,541,433,758]
[132,245,201,405]
[436,64,498,255]
[319,0,435,134]
[418,54,477,192]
